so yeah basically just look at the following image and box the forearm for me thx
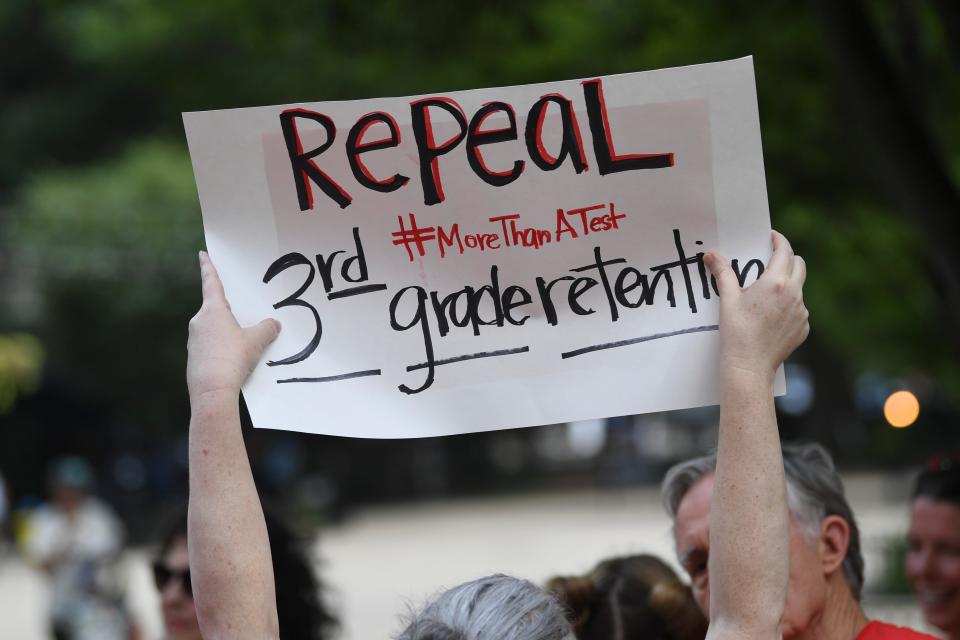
[709,368,788,636]
[188,390,279,640]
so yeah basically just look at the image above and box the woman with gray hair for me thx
[184,230,808,640]
[397,574,574,640]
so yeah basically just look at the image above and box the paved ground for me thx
[0,474,940,639]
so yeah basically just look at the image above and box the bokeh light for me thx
[777,364,815,416]
[883,390,920,428]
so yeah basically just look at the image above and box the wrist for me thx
[720,356,777,389]
[189,388,242,436]
[189,385,242,408]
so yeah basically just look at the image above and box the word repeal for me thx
[280,79,674,211]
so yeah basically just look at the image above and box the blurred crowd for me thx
[0,445,956,640]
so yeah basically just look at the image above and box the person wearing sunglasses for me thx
[153,509,336,640]
[153,514,201,640]
[184,231,808,639]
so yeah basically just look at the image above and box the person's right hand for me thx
[187,251,280,401]
[704,230,809,383]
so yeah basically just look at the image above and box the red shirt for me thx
[856,621,940,639]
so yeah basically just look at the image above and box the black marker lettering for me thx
[535,275,575,326]
[466,102,524,187]
[582,78,674,175]
[570,247,627,322]
[389,286,436,395]
[525,94,589,173]
[502,285,532,325]
[345,112,409,193]
[568,276,598,316]
[279,109,352,210]
[410,98,468,205]
[732,258,765,287]
[262,252,322,365]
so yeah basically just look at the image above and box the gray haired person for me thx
[184,231,809,640]
[397,575,574,640]
[663,443,935,640]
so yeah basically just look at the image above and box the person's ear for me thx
[818,515,850,577]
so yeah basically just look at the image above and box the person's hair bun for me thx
[545,574,596,631]
[547,555,707,639]
[649,580,709,639]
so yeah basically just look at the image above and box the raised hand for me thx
[700,230,807,640]
[705,230,809,383]
[187,252,281,640]
[187,252,280,400]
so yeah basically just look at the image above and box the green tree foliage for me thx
[4,141,202,435]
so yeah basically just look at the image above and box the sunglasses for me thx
[153,561,192,597]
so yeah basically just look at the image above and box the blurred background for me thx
[0,0,957,638]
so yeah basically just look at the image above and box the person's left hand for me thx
[704,230,809,383]
[186,252,280,401]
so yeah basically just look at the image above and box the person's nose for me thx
[909,547,939,583]
[694,578,710,616]
[161,577,188,603]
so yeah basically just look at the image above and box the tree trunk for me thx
[809,0,960,356]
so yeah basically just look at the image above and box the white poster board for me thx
[183,56,783,438]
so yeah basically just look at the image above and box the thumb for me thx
[245,318,281,355]
[704,251,739,298]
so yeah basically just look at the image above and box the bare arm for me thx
[706,232,809,640]
[187,252,281,640]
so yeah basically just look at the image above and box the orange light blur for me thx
[883,390,920,429]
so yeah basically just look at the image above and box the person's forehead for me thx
[911,497,960,538]
[163,537,190,567]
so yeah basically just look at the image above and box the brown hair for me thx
[546,554,707,640]
[913,452,960,507]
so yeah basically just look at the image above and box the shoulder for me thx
[29,505,62,530]
[857,621,940,640]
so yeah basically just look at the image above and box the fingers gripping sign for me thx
[704,230,810,382]
[199,250,230,307]
[187,252,282,400]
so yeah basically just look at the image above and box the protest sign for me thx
[183,56,784,438]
